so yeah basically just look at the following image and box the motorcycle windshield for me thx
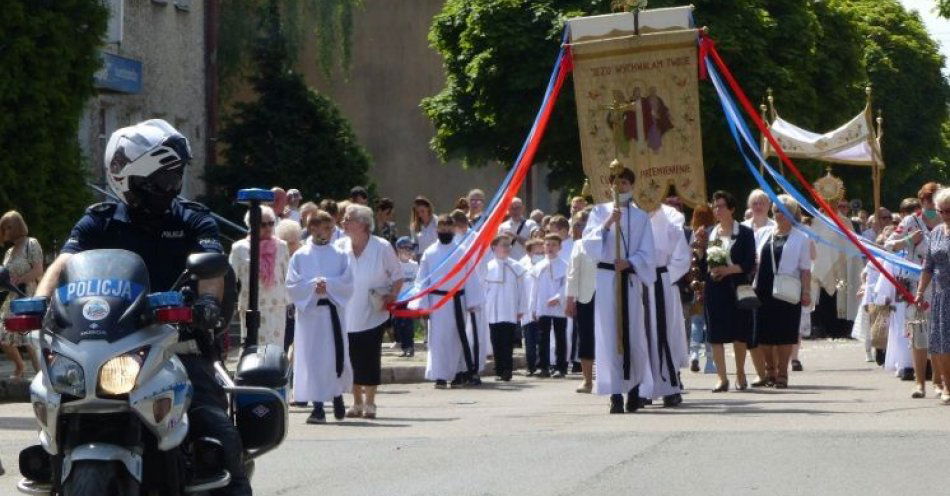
[51,249,151,343]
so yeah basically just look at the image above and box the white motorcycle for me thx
[3,249,288,495]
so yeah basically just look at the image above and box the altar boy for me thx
[529,234,570,377]
[286,211,353,424]
[485,235,526,381]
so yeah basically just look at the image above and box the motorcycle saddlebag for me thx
[235,344,289,388]
[234,344,289,451]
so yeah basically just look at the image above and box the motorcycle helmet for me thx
[104,119,192,215]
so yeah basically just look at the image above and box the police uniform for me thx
[62,199,224,290]
[61,198,251,496]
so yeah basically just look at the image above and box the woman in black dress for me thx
[754,195,812,388]
[698,191,757,392]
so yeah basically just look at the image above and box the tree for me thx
[205,0,372,221]
[218,0,362,94]
[830,1,949,207]
[423,0,945,207]
[0,0,107,249]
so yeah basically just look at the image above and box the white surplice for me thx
[413,241,486,380]
[641,209,691,399]
[285,241,353,403]
[485,257,526,324]
[582,201,656,395]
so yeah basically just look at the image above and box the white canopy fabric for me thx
[766,110,883,168]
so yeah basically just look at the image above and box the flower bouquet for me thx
[706,240,729,270]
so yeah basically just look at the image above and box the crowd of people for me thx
[4,172,950,421]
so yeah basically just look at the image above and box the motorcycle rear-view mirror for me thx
[186,253,229,280]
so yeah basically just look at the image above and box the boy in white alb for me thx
[520,238,546,375]
[485,235,526,381]
[530,234,570,377]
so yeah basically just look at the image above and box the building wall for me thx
[79,0,208,200]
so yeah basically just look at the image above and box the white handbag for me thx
[770,234,801,305]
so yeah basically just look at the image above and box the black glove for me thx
[191,294,222,331]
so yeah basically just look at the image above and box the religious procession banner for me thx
[568,9,705,210]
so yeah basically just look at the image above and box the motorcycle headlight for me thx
[48,354,85,398]
[98,354,142,397]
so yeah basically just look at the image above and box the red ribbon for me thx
[699,33,917,304]
[390,48,575,318]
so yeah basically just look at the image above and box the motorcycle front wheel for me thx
[63,461,140,496]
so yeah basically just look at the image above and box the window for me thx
[105,0,123,44]
[175,0,191,11]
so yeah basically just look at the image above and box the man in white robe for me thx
[286,212,354,424]
[640,207,691,406]
[413,215,487,388]
[582,165,656,414]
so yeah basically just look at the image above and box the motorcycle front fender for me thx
[62,443,143,483]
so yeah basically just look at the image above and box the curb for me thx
[381,355,528,384]
[0,378,30,403]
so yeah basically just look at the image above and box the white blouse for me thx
[339,235,403,333]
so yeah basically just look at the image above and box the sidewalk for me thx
[0,341,528,403]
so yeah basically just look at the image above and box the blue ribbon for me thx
[705,58,922,275]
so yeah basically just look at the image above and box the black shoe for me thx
[501,374,512,382]
[435,380,448,389]
[450,373,465,387]
[875,349,886,366]
[571,363,582,374]
[899,367,915,381]
[307,405,327,424]
[662,394,683,407]
[407,349,415,358]
[690,359,700,372]
[332,396,345,420]
[626,386,641,413]
[791,360,803,372]
[638,397,652,408]
[526,369,536,377]
[467,375,482,386]
[610,394,624,414]
[538,369,551,378]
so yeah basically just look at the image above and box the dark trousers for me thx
[180,356,251,496]
[570,319,580,364]
[489,322,517,378]
[538,316,568,373]
[393,317,415,351]
[523,321,541,372]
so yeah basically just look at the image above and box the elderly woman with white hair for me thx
[753,194,812,388]
[229,205,291,348]
[338,203,404,418]
[742,189,777,386]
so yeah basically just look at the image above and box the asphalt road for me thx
[2,340,949,496]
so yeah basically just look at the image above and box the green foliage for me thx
[0,0,106,249]
[424,0,948,208]
[205,1,371,221]
[831,0,949,206]
[218,0,361,94]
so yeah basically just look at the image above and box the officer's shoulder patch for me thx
[86,202,119,215]
[178,200,210,213]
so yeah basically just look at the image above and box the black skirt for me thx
[347,325,384,386]
[755,238,802,345]
[576,296,596,360]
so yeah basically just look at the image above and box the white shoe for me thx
[345,404,363,418]
[363,404,377,419]
[941,391,950,405]
[575,383,592,394]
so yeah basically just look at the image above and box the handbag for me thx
[770,234,801,305]
[736,283,760,310]
[869,302,892,350]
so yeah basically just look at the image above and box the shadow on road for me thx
[0,416,37,431]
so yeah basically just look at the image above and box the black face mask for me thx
[127,167,183,219]
[437,232,454,244]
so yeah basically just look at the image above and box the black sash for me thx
[652,267,678,387]
[317,298,344,377]
[513,220,527,245]
[433,289,475,373]
[597,262,634,380]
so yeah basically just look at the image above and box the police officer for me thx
[35,119,251,495]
